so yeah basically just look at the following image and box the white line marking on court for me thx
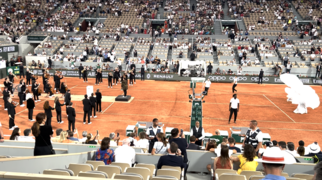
[69,85,78,89]
[263,94,296,123]
[102,102,114,113]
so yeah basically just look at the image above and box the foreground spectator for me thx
[32,113,54,156]
[67,130,79,142]
[151,133,169,155]
[114,139,135,166]
[85,133,100,144]
[286,142,299,157]
[9,128,20,140]
[136,132,149,152]
[278,141,297,163]
[17,129,35,142]
[257,147,294,180]
[231,144,258,174]
[228,137,241,153]
[187,136,201,150]
[314,162,322,180]
[213,146,233,172]
[96,137,114,165]
[157,142,185,170]
[169,128,188,178]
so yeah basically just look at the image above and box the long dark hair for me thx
[206,141,217,151]
[100,137,111,150]
[43,101,49,110]
[10,128,20,140]
[32,113,46,137]
[220,146,230,167]
[243,144,256,161]
[157,133,167,146]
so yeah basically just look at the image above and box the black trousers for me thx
[96,76,100,84]
[123,90,127,96]
[232,84,237,93]
[205,87,209,93]
[258,76,263,84]
[79,71,82,79]
[28,109,33,120]
[33,92,39,100]
[26,78,31,85]
[68,120,75,131]
[83,76,88,81]
[45,117,52,126]
[108,80,112,87]
[91,106,96,116]
[18,92,24,105]
[34,145,53,156]
[141,73,145,80]
[113,77,118,84]
[316,71,320,78]
[97,101,101,112]
[84,111,90,123]
[130,78,134,84]
[9,115,15,128]
[228,108,238,122]
[4,99,8,109]
[20,70,25,78]
[195,139,202,146]
[56,110,62,122]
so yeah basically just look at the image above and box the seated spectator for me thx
[79,131,88,143]
[96,137,114,165]
[213,146,233,172]
[187,136,201,150]
[305,142,322,157]
[217,138,229,149]
[67,130,79,142]
[228,137,241,153]
[286,142,299,156]
[228,69,233,74]
[278,141,297,163]
[9,128,20,140]
[114,139,136,166]
[128,133,138,147]
[255,58,260,65]
[136,132,149,152]
[109,132,120,146]
[51,129,63,143]
[157,142,185,170]
[297,146,305,156]
[85,133,100,144]
[231,144,258,174]
[17,129,35,142]
[152,133,169,155]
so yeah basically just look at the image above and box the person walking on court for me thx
[258,69,264,84]
[232,76,238,93]
[141,65,145,81]
[228,94,239,124]
[204,78,211,95]
[82,94,92,124]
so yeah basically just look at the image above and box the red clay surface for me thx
[1,77,322,147]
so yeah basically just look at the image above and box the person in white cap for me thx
[305,142,321,157]
[256,147,294,180]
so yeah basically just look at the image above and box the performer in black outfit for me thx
[8,72,15,83]
[18,79,26,107]
[67,102,76,132]
[95,89,102,112]
[113,68,120,85]
[90,93,97,118]
[43,100,55,126]
[2,87,10,110]
[83,66,88,82]
[60,82,67,98]
[54,71,63,93]
[129,70,134,85]
[121,73,128,97]
[64,89,71,114]
[32,81,40,102]
[108,72,113,88]
[130,63,136,84]
[4,78,13,95]
[95,69,101,85]
[26,69,31,86]
[42,68,47,91]
[27,94,35,121]
[7,97,17,130]
[19,63,25,78]
[258,69,264,84]
[54,96,65,124]
[45,80,54,97]
[82,94,92,124]
[99,69,103,83]
[78,64,84,79]
[141,65,145,81]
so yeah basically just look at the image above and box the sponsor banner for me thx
[7,66,20,75]
[28,69,322,85]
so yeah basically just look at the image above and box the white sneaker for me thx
[134,82,136,84]
[88,122,92,125]
[30,119,36,122]
[20,104,25,107]
[108,86,110,88]
[113,83,115,85]
[94,116,97,118]
[111,86,112,88]
[4,108,7,110]
[58,122,61,124]
[90,116,92,118]
[83,122,86,124]
[84,81,85,82]
[14,125,18,128]
[61,121,64,124]
[9,127,15,130]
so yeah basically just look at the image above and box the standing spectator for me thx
[96,137,114,165]
[27,94,35,121]
[169,128,188,178]
[286,61,292,73]
[316,63,321,78]
[114,139,136,166]
[231,144,258,174]
[207,63,213,74]
[32,113,54,156]
[243,120,263,155]
[151,133,169,155]
[283,54,289,67]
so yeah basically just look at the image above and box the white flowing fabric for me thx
[281,74,320,114]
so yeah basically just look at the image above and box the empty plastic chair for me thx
[219,174,247,180]
[151,176,178,180]
[249,175,266,180]
[114,173,143,180]
[215,169,237,179]
[282,172,290,177]
[68,163,94,176]
[43,169,74,176]
[111,162,131,173]
[86,160,105,170]
[78,171,108,178]
[157,169,180,180]
[135,163,156,177]
[97,165,121,178]
[240,171,263,180]
[126,167,151,180]
[292,173,314,180]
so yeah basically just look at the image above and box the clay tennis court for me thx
[1,77,322,146]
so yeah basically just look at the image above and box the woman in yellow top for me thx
[230,144,258,174]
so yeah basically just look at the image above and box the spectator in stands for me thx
[32,113,54,156]
[17,129,34,142]
[96,137,114,165]
[314,162,322,180]
[187,136,201,150]
[128,133,138,146]
[78,131,88,143]
[169,128,188,178]
[136,132,149,152]
[305,142,322,157]
[286,142,299,157]
[9,127,20,140]
[190,51,196,61]
[109,132,120,146]
[207,63,213,74]
[85,132,100,145]
[114,139,136,166]
[212,146,233,172]
[257,147,294,180]
[152,133,169,155]
[51,129,63,143]
[67,129,79,142]
[157,142,185,170]
[278,141,297,163]
[297,146,305,156]
[244,120,263,155]
[212,129,223,144]
[231,144,258,174]
[228,137,241,153]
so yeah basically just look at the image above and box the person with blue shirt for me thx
[96,137,114,165]
[256,147,294,180]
